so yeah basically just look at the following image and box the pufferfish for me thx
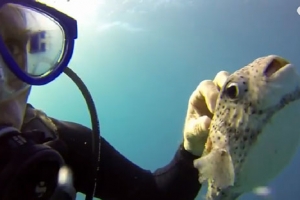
[193,55,300,200]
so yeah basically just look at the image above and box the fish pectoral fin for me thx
[193,148,235,189]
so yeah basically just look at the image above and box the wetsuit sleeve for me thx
[50,118,202,200]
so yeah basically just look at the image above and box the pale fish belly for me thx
[234,99,300,193]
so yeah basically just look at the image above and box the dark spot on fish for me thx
[244,89,248,92]
[258,110,263,115]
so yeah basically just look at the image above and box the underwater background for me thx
[30,0,300,199]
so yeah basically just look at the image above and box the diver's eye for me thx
[5,40,22,56]
[224,82,239,99]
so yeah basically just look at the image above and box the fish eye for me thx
[224,82,239,99]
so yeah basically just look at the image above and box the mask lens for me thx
[0,3,65,77]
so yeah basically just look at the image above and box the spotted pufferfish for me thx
[193,55,300,200]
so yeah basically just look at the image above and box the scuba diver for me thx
[0,0,230,200]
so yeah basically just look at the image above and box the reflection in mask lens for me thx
[0,3,65,77]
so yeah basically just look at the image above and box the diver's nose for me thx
[264,55,290,77]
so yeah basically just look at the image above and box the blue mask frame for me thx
[0,0,78,85]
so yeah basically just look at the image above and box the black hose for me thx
[64,67,101,200]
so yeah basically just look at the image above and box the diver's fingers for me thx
[186,116,211,137]
[189,80,219,114]
[213,71,230,89]
[184,116,211,155]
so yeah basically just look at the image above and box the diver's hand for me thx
[183,71,230,156]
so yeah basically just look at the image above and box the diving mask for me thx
[0,0,77,91]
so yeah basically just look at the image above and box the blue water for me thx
[29,0,300,199]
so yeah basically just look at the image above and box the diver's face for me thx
[0,4,29,97]
[0,4,31,129]
[0,4,31,127]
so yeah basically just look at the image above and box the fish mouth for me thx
[263,56,290,78]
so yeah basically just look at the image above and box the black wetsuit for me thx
[21,104,201,200]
